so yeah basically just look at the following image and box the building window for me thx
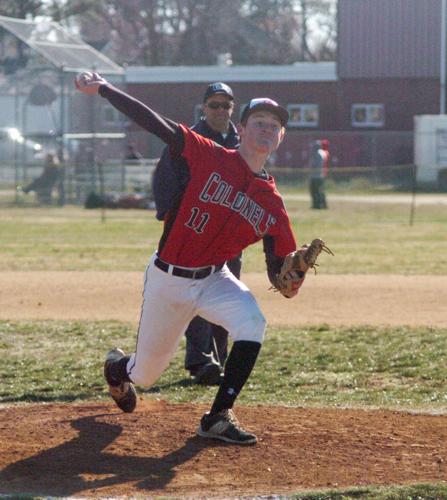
[287,104,319,127]
[351,104,384,127]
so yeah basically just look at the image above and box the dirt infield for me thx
[2,271,447,327]
[1,271,447,498]
[1,401,447,498]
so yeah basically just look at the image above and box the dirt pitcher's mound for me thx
[1,401,447,498]
[2,271,447,327]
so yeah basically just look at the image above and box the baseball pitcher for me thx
[75,71,332,445]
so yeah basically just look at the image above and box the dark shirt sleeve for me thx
[263,235,284,288]
[152,146,190,221]
[98,83,184,156]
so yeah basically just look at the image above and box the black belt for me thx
[154,258,224,280]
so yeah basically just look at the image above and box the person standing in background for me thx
[152,82,241,386]
[309,139,330,209]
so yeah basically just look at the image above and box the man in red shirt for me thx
[75,71,304,445]
[309,139,330,209]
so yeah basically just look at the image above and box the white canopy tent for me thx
[0,15,123,74]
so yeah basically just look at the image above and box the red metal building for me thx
[111,0,444,168]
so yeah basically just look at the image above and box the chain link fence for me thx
[1,140,445,208]
[0,158,157,207]
[0,159,442,208]
[270,164,417,192]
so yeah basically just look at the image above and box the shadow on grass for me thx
[0,392,101,404]
[0,377,205,404]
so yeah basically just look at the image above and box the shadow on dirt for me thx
[0,413,215,497]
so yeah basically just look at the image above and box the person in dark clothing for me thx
[152,82,241,385]
[309,139,330,209]
[125,142,143,161]
[23,152,60,204]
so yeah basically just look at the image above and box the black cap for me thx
[240,98,289,127]
[203,82,234,102]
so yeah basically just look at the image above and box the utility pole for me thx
[441,0,447,113]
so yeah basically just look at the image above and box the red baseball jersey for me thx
[158,125,296,267]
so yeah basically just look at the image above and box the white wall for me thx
[414,114,447,183]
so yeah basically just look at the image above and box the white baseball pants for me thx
[126,253,266,387]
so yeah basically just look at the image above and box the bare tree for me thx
[293,0,336,61]
[0,0,44,19]
[42,0,336,65]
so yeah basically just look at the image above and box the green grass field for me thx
[1,199,447,499]
[0,200,447,407]
[2,320,447,411]
[1,197,446,273]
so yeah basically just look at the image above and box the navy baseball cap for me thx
[240,98,289,127]
[203,82,234,102]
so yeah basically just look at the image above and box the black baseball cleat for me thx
[104,348,137,413]
[197,409,257,445]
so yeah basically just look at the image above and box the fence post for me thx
[409,164,417,226]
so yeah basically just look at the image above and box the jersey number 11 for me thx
[185,207,210,234]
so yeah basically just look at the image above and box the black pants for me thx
[310,178,327,209]
[184,254,242,370]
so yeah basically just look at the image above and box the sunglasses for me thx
[206,101,233,110]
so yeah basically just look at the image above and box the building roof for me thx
[125,62,337,83]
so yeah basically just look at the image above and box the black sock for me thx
[210,340,261,416]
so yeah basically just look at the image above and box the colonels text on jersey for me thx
[198,171,277,237]
[158,126,296,267]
